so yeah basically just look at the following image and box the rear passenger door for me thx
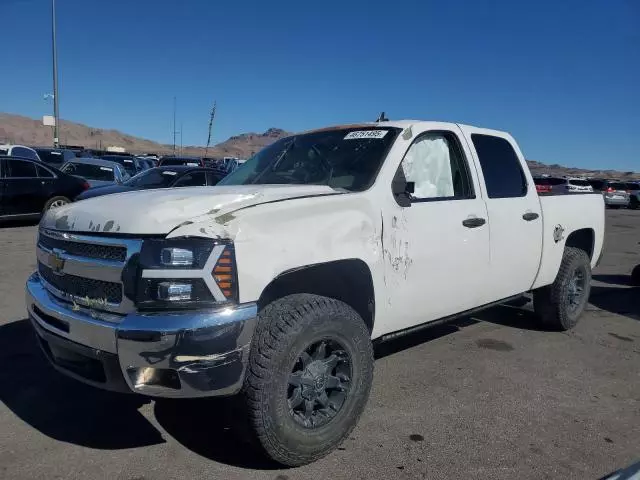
[465,130,543,300]
[4,159,44,215]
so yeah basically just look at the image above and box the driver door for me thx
[380,127,492,331]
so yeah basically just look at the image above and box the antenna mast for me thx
[204,100,217,158]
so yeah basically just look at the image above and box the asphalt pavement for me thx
[0,210,638,479]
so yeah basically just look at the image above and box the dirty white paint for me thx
[39,119,605,341]
[40,185,340,235]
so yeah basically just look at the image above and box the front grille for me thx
[39,234,127,262]
[39,262,123,304]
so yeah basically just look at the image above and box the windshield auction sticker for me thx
[344,130,388,140]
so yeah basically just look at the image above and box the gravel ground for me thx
[0,210,638,480]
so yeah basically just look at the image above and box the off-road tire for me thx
[44,196,70,211]
[242,294,374,466]
[631,264,640,286]
[533,247,592,330]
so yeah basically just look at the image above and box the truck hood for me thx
[41,185,342,234]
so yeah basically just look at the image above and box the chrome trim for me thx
[37,246,123,283]
[38,275,124,319]
[26,273,119,352]
[37,229,142,315]
[26,272,258,398]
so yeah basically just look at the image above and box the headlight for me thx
[135,237,237,309]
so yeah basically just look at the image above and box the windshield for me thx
[124,168,179,187]
[102,156,136,175]
[568,179,590,186]
[36,149,70,164]
[61,162,115,181]
[218,127,401,191]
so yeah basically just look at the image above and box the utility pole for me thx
[172,96,177,154]
[51,0,60,147]
[180,122,183,156]
[204,100,216,158]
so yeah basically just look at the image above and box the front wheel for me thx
[242,294,374,466]
[44,196,70,211]
[533,247,592,330]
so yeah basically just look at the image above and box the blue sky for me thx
[1,0,638,170]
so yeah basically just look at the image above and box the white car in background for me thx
[0,144,41,161]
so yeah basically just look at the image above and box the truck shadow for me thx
[153,398,279,469]
[0,318,278,469]
[0,319,163,450]
[589,285,640,320]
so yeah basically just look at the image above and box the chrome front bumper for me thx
[26,272,257,398]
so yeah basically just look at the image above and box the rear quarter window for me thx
[471,134,527,199]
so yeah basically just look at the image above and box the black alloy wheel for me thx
[287,339,351,429]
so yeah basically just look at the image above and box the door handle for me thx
[462,217,486,228]
[522,212,539,221]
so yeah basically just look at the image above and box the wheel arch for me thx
[257,259,375,333]
[565,228,595,259]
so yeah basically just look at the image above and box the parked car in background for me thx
[32,147,76,168]
[533,176,593,195]
[60,158,129,188]
[534,176,562,194]
[588,179,630,208]
[158,155,204,167]
[75,165,226,200]
[0,155,88,222]
[100,155,143,177]
[0,144,41,161]
[625,182,639,209]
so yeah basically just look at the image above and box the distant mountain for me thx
[0,113,291,159]
[0,113,637,179]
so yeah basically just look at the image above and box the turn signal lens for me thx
[213,247,237,300]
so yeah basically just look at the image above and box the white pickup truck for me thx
[27,120,605,466]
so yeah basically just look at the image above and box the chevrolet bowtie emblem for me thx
[49,250,66,274]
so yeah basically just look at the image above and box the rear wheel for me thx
[629,197,639,210]
[534,247,592,330]
[242,294,374,466]
[44,196,70,211]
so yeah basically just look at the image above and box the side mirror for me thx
[405,181,415,195]
[392,174,414,207]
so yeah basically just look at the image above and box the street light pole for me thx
[51,0,60,147]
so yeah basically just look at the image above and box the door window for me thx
[399,132,474,201]
[11,146,38,160]
[471,134,527,198]
[173,172,207,187]
[7,159,37,178]
[36,165,55,178]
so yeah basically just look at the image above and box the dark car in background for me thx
[76,165,226,200]
[60,158,129,188]
[100,155,144,177]
[0,156,89,222]
[32,147,76,168]
[158,155,205,167]
[625,182,639,209]
[587,179,630,208]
